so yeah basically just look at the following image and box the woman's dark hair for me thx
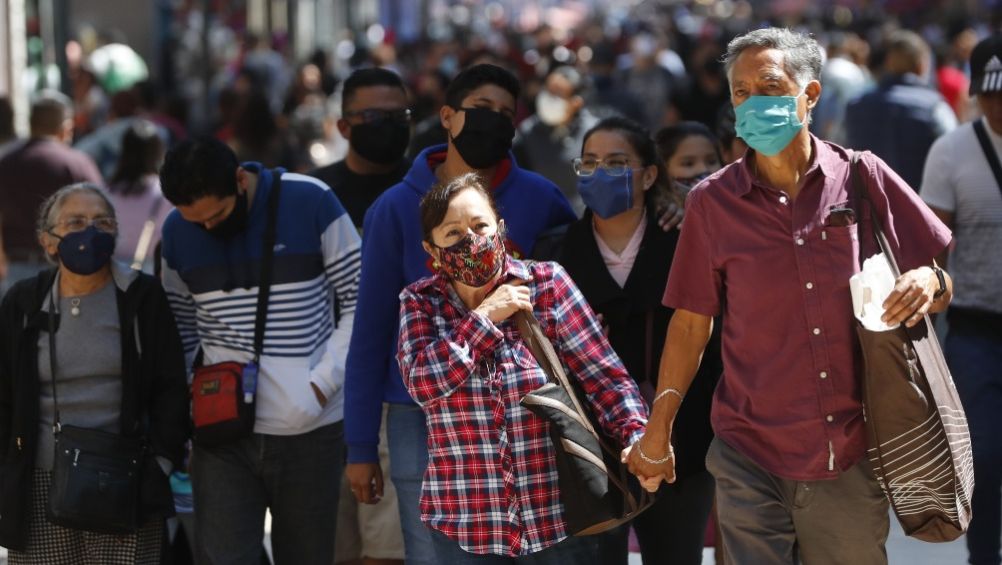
[581,116,680,210]
[111,119,164,196]
[655,121,723,169]
[420,172,499,243]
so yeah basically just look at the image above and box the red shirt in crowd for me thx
[663,137,952,481]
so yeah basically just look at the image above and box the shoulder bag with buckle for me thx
[190,170,281,447]
[45,292,145,535]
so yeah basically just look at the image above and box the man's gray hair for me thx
[723,28,823,89]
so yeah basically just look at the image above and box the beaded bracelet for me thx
[652,387,683,405]
[637,442,674,465]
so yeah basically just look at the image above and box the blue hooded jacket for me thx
[344,144,576,462]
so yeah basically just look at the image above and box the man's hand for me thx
[310,382,328,407]
[656,201,685,232]
[881,266,939,328]
[346,462,384,504]
[623,427,677,492]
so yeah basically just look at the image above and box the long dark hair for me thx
[111,119,164,196]
[581,116,682,211]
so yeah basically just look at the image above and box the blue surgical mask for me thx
[577,168,635,219]
[734,88,808,156]
[53,225,116,275]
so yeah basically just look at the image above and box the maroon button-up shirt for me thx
[663,136,952,481]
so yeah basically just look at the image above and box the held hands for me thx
[473,280,532,324]
[881,267,939,328]
[622,427,677,493]
[657,201,685,232]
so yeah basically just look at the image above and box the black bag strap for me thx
[972,119,1002,197]
[849,152,902,279]
[513,310,600,438]
[252,169,283,363]
[46,291,62,434]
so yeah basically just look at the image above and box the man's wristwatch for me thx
[932,266,947,300]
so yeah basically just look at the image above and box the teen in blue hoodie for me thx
[344,64,576,564]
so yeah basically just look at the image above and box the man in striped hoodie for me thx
[159,137,360,565]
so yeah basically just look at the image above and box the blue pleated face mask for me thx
[734,87,808,156]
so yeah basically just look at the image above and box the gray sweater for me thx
[36,280,122,470]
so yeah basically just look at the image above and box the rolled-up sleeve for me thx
[551,264,647,448]
[662,190,723,316]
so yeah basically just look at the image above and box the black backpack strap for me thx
[973,119,1002,198]
[253,169,283,362]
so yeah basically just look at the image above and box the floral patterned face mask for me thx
[435,227,507,288]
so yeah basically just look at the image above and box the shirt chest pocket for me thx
[818,224,860,292]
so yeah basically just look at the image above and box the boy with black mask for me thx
[343,63,575,564]
[309,68,412,231]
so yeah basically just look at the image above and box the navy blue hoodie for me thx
[344,144,576,463]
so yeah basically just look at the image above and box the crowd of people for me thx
[0,5,1000,565]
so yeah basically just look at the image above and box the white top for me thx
[920,117,1002,314]
[592,210,647,288]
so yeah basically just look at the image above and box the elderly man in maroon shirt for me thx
[626,28,954,564]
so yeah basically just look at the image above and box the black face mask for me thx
[450,107,516,169]
[205,191,248,239]
[350,118,411,165]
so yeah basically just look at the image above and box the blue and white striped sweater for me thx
[161,164,361,435]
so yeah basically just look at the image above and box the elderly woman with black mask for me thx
[0,183,188,564]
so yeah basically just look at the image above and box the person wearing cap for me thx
[919,33,1002,565]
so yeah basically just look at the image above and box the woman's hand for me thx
[623,426,676,492]
[473,281,532,324]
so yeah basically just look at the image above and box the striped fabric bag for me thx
[850,154,974,542]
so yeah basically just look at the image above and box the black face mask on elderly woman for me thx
[49,219,117,275]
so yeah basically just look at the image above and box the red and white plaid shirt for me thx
[397,258,647,556]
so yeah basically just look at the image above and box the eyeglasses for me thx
[572,157,643,177]
[51,215,118,234]
[343,108,412,124]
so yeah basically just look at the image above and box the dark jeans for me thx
[706,437,889,565]
[430,529,599,564]
[946,316,1002,565]
[598,470,715,565]
[191,421,343,565]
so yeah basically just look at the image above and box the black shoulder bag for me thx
[972,119,1002,196]
[190,170,282,447]
[515,310,654,536]
[46,293,146,535]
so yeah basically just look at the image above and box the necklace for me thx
[69,298,81,317]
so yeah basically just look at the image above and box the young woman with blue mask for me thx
[553,117,723,565]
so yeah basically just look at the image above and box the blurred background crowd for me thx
[0,0,997,174]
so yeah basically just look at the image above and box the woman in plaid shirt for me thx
[396,172,648,562]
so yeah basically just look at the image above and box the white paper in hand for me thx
[849,253,899,331]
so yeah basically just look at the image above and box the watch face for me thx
[933,267,947,298]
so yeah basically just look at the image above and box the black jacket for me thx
[555,210,722,479]
[0,265,189,549]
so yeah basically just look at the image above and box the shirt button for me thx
[805,282,814,290]
[812,328,821,335]
[779,195,788,204]
[820,371,828,379]
[826,414,834,423]
[796,238,805,246]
